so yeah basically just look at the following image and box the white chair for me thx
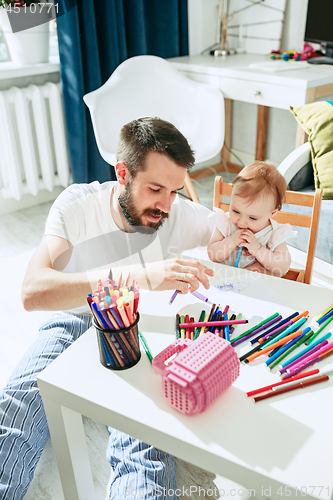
[83,55,225,203]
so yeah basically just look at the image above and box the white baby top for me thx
[209,207,297,268]
[44,181,215,314]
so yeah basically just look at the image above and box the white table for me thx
[37,266,333,500]
[168,54,333,171]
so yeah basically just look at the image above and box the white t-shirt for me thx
[44,181,214,314]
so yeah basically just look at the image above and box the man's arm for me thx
[22,235,215,312]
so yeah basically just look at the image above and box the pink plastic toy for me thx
[152,333,240,415]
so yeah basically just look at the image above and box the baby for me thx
[208,162,297,276]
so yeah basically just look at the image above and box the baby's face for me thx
[229,193,278,233]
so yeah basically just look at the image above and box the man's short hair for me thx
[116,117,195,177]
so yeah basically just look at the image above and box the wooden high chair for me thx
[213,176,323,285]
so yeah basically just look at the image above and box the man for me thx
[0,117,215,500]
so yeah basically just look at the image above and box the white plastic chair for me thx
[83,55,225,203]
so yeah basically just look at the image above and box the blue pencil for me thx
[234,247,242,267]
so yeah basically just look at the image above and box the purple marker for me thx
[281,339,328,374]
[169,290,180,305]
[279,339,328,375]
[232,315,282,347]
[282,356,322,379]
[192,290,209,303]
[169,289,209,305]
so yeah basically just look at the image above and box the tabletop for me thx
[168,53,333,90]
[37,266,333,500]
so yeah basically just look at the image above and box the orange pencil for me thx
[246,329,306,362]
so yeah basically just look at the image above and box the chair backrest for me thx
[213,176,323,285]
[83,55,225,166]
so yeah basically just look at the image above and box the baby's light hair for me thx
[232,161,287,210]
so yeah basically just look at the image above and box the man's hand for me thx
[239,229,261,256]
[142,258,215,293]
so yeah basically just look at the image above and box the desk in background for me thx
[168,54,333,179]
[38,266,333,500]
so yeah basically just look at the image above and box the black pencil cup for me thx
[94,313,141,370]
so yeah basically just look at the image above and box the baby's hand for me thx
[240,229,261,256]
[231,229,245,247]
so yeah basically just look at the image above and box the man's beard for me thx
[118,183,169,234]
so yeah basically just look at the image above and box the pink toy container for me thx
[152,333,240,415]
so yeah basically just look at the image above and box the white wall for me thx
[188,0,309,166]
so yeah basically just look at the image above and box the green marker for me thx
[138,330,153,364]
[180,315,185,339]
[231,312,279,344]
[306,314,333,344]
[193,310,206,340]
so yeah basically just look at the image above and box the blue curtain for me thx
[56,0,189,184]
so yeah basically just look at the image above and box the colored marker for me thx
[246,368,321,397]
[224,313,230,341]
[267,329,314,370]
[314,304,333,322]
[278,332,332,374]
[253,312,299,344]
[286,341,333,374]
[265,334,304,368]
[282,348,333,379]
[179,319,248,328]
[169,289,211,305]
[262,316,307,349]
[246,329,308,362]
[234,246,242,267]
[175,314,180,339]
[193,310,206,340]
[231,313,280,344]
[138,330,153,363]
[306,314,333,344]
[252,375,329,403]
[229,313,242,336]
[180,315,185,339]
[232,315,282,347]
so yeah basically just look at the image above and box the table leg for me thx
[42,397,96,500]
[256,105,269,161]
[221,98,232,165]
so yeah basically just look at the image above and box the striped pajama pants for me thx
[0,313,177,500]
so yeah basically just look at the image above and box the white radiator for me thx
[0,82,71,200]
